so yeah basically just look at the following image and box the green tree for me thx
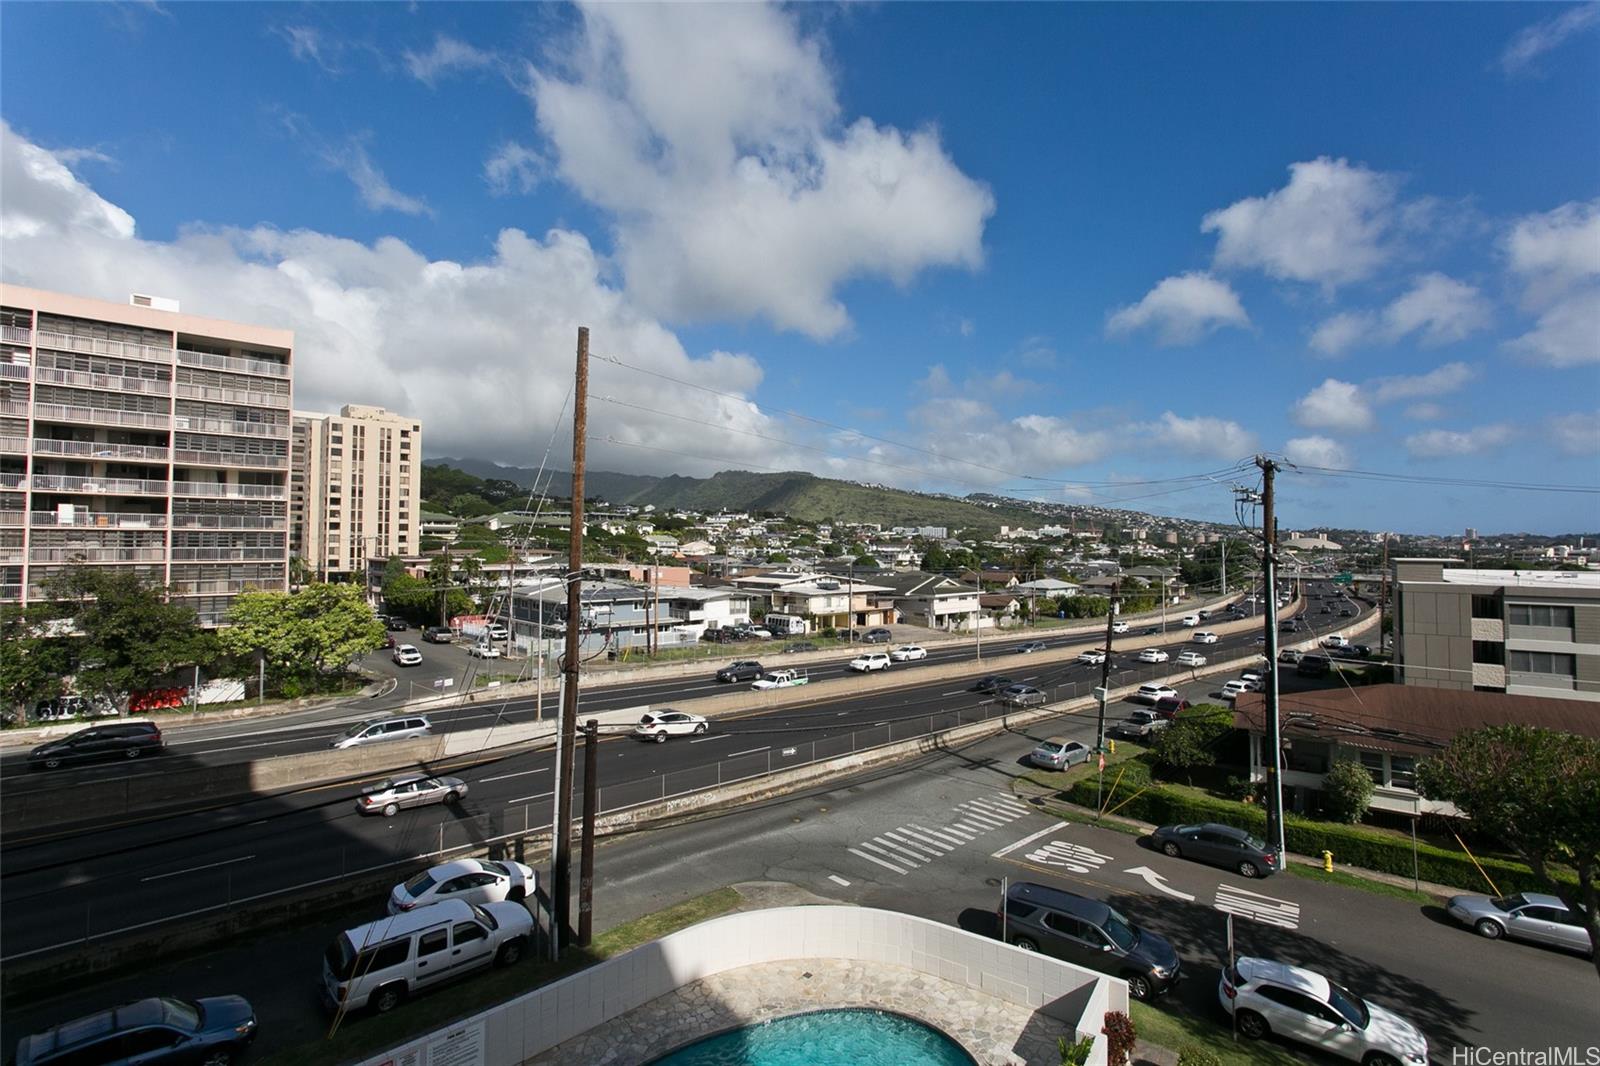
[1418,725,1600,983]
[221,583,385,695]
[448,493,497,518]
[1320,759,1375,824]
[381,557,434,622]
[427,549,473,625]
[1151,704,1233,784]
[853,553,877,568]
[768,552,791,564]
[0,604,73,714]
[922,542,952,574]
[822,540,844,558]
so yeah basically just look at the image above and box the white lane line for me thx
[141,855,255,882]
[963,801,1021,821]
[940,689,971,696]
[506,789,554,804]
[883,830,946,857]
[890,827,953,853]
[938,823,977,840]
[953,821,993,835]
[848,848,909,875]
[479,767,552,784]
[910,823,970,847]
[955,808,1009,827]
[992,824,1061,858]
[858,839,921,866]
[869,837,929,864]
[689,734,731,744]
[727,746,770,758]
[982,796,1034,815]
[828,875,851,887]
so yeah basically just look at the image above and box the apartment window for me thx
[1508,604,1574,629]
[330,447,342,457]
[1389,756,1416,790]
[1470,594,1501,620]
[1471,641,1505,665]
[1358,751,1385,785]
[1508,650,1576,678]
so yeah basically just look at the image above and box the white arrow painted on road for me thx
[1124,866,1196,901]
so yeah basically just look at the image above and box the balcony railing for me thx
[1,472,23,490]
[34,367,171,396]
[29,547,168,564]
[172,415,289,439]
[30,511,167,529]
[34,330,172,365]
[171,481,283,499]
[0,400,28,417]
[176,348,290,379]
[0,436,26,454]
[169,576,284,595]
[28,473,169,495]
[30,439,171,462]
[172,449,289,470]
[0,583,21,601]
[0,363,30,381]
[32,403,171,430]
[2,325,33,345]
[174,382,291,409]
[0,512,23,527]
[170,548,285,562]
[170,513,286,529]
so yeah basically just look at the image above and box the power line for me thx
[1288,463,1600,495]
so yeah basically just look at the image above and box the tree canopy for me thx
[221,583,385,695]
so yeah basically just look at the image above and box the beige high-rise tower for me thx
[291,405,421,583]
[0,284,293,625]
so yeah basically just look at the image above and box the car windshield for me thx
[1101,909,1139,952]
[161,998,201,1030]
[1325,979,1370,1029]
[404,871,437,896]
[342,721,377,738]
[1490,894,1527,911]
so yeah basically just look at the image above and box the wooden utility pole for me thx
[1094,595,1119,816]
[579,718,598,946]
[1257,455,1287,873]
[552,326,589,952]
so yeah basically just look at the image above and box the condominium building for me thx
[290,405,420,581]
[0,284,292,625]
[1390,558,1600,703]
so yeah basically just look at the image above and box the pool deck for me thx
[522,956,1072,1066]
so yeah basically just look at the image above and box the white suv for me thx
[1220,956,1427,1065]
[848,651,891,672]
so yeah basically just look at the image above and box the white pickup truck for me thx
[751,668,810,690]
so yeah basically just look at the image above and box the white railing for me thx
[31,403,171,429]
[172,416,289,438]
[30,511,166,528]
[169,548,284,562]
[175,348,290,378]
[1,325,32,345]
[169,513,285,529]
[0,400,28,416]
[29,439,170,462]
[0,512,23,527]
[34,330,172,365]
[0,473,23,489]
[28,473,169,495]
[173,382,291,409]
[0,436,26,453]
[171,481,283,499]
[29,547,168,564]
[33,367,171,396]
[172,449,289,469]
[0,363,30,380]
[169,576,283,595]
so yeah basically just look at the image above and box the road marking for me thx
[953,820,995,835]
[993,824,1060,858]
[1024,839,1114,873]
[689,734,731,744]
[1124,866,1196,901]
[828,875,851,887]
[506,790,553,804]
[727,746,770,758]
[141,855,255,882]
[1215,884,1301,930]
[965,798,1025,820]
[882,830,945,858]
[955,809,1009,828]
[479,767,552,783]
[889,827,952,853]
[872,837,930,864]
[910,823,970,847]
[939,824,977,840]
[940,689,970,696]
[848,848,909,875]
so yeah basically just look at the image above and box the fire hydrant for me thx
[1108,739,1117,755]
[1322,850,1334,873]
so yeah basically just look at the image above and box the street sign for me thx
[1334,572,1353,584]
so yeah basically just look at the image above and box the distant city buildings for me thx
[290,405,421,582]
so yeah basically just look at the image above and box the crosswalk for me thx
[846,794,1033,876]
[1215,883,1302,929]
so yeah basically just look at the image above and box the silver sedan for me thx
[1029,737,1090,771]
[1445,892,1594,955]
[356,774,468,817]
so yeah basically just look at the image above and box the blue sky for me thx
[2,2,1596,535]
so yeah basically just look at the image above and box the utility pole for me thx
[552,326,589,953]
[578,718,598,946]
[1256,455,1287,874]
[1094,595,1118,816]
[1220,539,1227,596]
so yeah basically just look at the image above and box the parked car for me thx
[741,626,774,640]
[330,715,432,750]
[848,651,891,672]
[1175,650,1207,667]
[321,898,532,1014]
[468,642,501,659]
[703,628,743,644]
[1192,631,1219,644]
[1016,640,1048,654]
[389,858,537,915]
[1001,882,1180,1002]
[715,660,764,682]
[1133,683,1177,704]
[1297,653,1332,677]
[1028,737,1090,771]
[1444,892,1594,955]
[28,721,164,771]
[1152,696,1191,720]
[392,644,423,666]
[485,623,509,641]
[1220,680,1251,702]
[972,675,1015,694]
[422,626,453,644]
[1152,822,1277,878]
[14,996,257,1066]
[998,684,1047,708]
[355,773,466,816]
[30,695,117,722]
[1077,649,1106,665]
[633,710,709,741]
[890,644,928,662]
[1277,648,1303,665]
[386,617,410,632]
[1110,710,1168,740]
[783,641,819,654]
[1220,956,1427,1065]
[1136,648,1170,663]
[861,627,894,644]
[1110,621,1130,634]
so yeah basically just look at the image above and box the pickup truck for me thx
[751,669,809,690]
[1110,710,1169,740]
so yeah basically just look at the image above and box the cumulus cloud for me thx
[1284,436,1350,469]
[528,3,994,338]
[484,141,545,196]
[1308,311,1373,358]
[1291,379,1374,433]
[1311,274,1490,356]
[404,35,495,87]
[1370,361,1476,403]
[1503,200,1600,367]
[1404,425,1514,460]
[1548,411,1600,457]
[1105,272,1250,346]
[1202,157,1401,288]
[1149,412,1258,459]
[1403,402,1445,421]
[0,121,134,240]
[1500,2,1600,76]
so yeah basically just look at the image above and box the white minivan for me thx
[321,898,534,1014]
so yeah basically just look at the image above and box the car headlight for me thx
[1403,1052,1426,1065]
[1150,966,1170,978]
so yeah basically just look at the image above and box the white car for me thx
[485,623,509,641]
[1134,683,1177,703]
[1176,650,1207,667]
[751,668,809,690]
[1180,614,1200,627]
[392,644,422,666]
[633,710,709,741]
[889,645,927,662]
[848,652,891,672]
[1137,648,1170,663]
[1110,621,1130,634]
[1220,680,1251,701]
[1220,956,1427,1066]
[1077,649,1107,665]
[1322,634,1351,649]
[1192,631,1219,644]
[1241,671,1264,688]
[468,642,501,659]
[388,858,537,914]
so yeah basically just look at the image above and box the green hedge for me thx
[1063,776,1576,896]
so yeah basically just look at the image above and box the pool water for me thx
[648,1008,976,1066]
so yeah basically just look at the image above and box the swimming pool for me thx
[647,1008,976,1066]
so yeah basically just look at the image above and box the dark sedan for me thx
[1151,822,1278,879]
[971,675,1016,694]
[1016,641,1049,654]
[715,660,764,682]
[1002,882,1180,1001]
[15,995,257,1066]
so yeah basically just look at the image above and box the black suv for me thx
[861,627,893,644]
[1000,882,1181,1001]
[28,722,164,771]
[715,660,764,683]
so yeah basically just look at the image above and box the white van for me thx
[330,715,432,750]
[320,898,534,1014]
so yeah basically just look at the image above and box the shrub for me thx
[1059,1034,1095,1066]
[1101,1010,1137,1066]
[1320,759,1375,824]
[1177,1044,1223,1066]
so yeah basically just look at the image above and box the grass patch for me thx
[1284,862,1441,904]
[1130,1000,1306,1066]
[255,887,742,1066]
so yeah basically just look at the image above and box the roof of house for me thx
[1013,578,1080,592]
[869,570,978,598]
[1232,684,1600,756]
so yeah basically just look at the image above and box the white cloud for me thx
[1507,296,1600,367]
[1308,311,1373,357]
[484,141,545,196]
[1370,361,1476,403]
[1202,157,1400,288]
[0,121,134,240]
[404,35,495,87]
[1284,436,1350,469]
[276,25,340,73]
[1548,411,1600,457]
[1310,275,1489,356]
[274,114,432,217]
[1015,334,1056,368]
[528,2,994,339]
[1500,2,1600,75]
[1149,412,1258,459]
[1403,402,1445,421]
[1503,200,1600,367]
[1404,425,1514,459]
[1291,379,1374,433]
[958,317,975,338]
[1105,271,1250,346]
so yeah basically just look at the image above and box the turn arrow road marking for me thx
[1124,865,1196,901]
